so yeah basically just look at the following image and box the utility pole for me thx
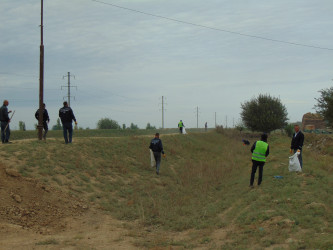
[196,106,199,128]
[159,96,166,129]
[215,112,217,127]
[37,0,44,140]
[62,72,76,107]
[162,96,164,129]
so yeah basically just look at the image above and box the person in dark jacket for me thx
[290,124,304,168]
[35,103,50,140]
[149,133,166,175]
[250,133,270,187]
[59,101,77,144]
[0,100,12,143]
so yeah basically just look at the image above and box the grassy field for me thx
[1,128,332,249]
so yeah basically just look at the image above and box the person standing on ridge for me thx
[149,133,166,175]
[250,133,270,187]
[0,100,12,144]
[205,122,208,132]
[290,124,304,168]
[35,103,50,140]
[59,101,77,144]
[178,120,184,134]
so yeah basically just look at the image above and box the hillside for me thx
[0,129,332,249]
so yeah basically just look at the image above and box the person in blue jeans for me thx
[149,133,166,175]
[59,101,77,144]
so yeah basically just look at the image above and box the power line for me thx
[91,0,333,51]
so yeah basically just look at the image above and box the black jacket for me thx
[291,131,304,150]
[35,109,50,123]
[59,106,76,124]
[0,105,9,122]
[149,138,164,154]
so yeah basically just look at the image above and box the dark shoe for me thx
[156,171,159,175]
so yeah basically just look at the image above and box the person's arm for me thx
[298,133,304,150]
[265,145,269,157]
[35,110,39,120]
[160,140,165,155]
[251,142,256,153]
[45,110,50,122]
[70,109,77,122]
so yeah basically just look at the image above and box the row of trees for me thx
[96,118,156,130]
[240,86,333,133]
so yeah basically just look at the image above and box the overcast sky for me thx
[1,0,332,130]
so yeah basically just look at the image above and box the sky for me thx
[1,0,333,130]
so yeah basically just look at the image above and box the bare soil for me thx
[0,163,137,249]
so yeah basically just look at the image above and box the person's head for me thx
[261,133,268,142]
[155,132,160,138]
[294,124,300,133]
[3,100,9,106]
[43,103,46,108]
[180,120,182,122]
[63,101,68,107]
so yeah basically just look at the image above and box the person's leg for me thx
[258,164,264,185]
[5,124,10,142]
[298,150,303,168]
[68,123,73,143]
[250,161,258,186]
[43,122,48,139]
[154,152,161,174]
[63,124,68,144]
[1,122,5,143]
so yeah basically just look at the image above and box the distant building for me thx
[302,113,326,130]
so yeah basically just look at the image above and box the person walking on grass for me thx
[59,101,77,144]
[35,103,50,140]
[178,120,184,134]
[290,124,304,168]
[149,133,166,175]
[0,100,12,144]
[250,133,269,188]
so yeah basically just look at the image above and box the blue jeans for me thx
[294,149,303,168]
[62,122,73,144]
[153,151,161,173]
[1,121,10,143]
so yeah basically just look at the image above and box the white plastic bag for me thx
[150,149,155,167]
[288,153,302,172]
[182,127,187,135]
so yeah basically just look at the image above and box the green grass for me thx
[0,129,332,249]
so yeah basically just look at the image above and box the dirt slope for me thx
[0,163,136,249]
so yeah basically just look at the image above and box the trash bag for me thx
[182,127,187,135]
[288,153,302,172]
[150,149,155,167]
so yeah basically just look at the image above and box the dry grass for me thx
[0,129,332,249]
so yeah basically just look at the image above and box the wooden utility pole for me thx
[196,106,199,128]
[37,0,44,140]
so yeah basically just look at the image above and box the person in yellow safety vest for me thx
[250,133,269,187]
[178,120,184,134]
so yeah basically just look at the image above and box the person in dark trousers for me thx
[178,120,184,134]
[250,133,269,187]
[149,133,166,175]
[59,101,77,144]
[205,122,208,132]
[0,100,12,144]
[35,103,50,140]
[290,124,304,168]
